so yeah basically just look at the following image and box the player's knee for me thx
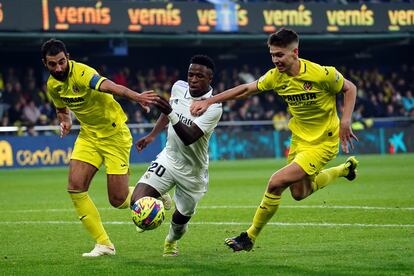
[109,194,127,208]
[290,190,306,201]
[267,174,288,194]
[67,178,87,192]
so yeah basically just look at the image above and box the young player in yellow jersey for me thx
[190,28,359,252]
[41,39,161,257]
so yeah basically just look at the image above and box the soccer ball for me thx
[131,196,165,230]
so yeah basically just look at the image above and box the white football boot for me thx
[82,244,116,257]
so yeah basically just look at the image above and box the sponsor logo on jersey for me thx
[60,96,85,104]
[282,93,317,107]
[177,113,193,126]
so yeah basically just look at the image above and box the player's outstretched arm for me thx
[99,79,159,113]
[56,107,72,138]
[190,80,259,116]
[154,96,204,146]
[135,114,169,153]
[340,78,359,153]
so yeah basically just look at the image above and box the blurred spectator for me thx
[22,100,41,124]
[402,90,414,114]
[25,123,39,136]
[238,64,255,83]
[8,101,24,125]
[39,101,56,120]
[272,111,289,131]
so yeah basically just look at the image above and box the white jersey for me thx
[163,80,222,174]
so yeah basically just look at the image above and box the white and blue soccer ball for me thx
[131,196,165,230]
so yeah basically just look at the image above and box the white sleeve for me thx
[193,104,222,133]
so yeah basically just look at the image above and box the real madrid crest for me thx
[72,85,79,93]
[303,81,312,91]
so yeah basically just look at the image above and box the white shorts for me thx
[137,151,209,216]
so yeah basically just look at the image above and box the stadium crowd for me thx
[0,62,413,135]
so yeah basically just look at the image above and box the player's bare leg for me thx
[289,176,313,201]
[131,183,162,203]
[131,183,172,210]
[67,160,115,257]
[107,174,130,208]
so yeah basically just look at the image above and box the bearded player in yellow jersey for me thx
[41,39,161,257]
[190,28,359,252]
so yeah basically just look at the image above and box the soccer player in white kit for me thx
[130,55,222,256]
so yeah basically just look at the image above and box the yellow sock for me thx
[117,186,135,209]
[312,164,344,192]
[246,192,281,241]
[69,191,112,246]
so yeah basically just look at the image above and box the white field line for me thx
[0,221,413,228]
[1,205,413,213]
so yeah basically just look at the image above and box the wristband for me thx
[167,112,180,125]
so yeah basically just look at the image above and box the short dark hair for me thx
[267,28,299,48]
[41,38,68,60]
[190,55,215,73]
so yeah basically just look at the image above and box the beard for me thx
[51,69,69,81]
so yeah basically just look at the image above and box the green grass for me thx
[1,154,414,275]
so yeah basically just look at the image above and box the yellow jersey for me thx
[47,60,127,138]
[257,58,344,142]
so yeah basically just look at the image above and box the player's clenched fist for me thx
[135,135,155,153]
[60,121,72,138]
[153,95,173,115]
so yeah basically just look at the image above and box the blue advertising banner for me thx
[0,133,164,169]
[1,126,413,169]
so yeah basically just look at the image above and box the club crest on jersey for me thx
[303,81,312,91]
[72,85,79,93]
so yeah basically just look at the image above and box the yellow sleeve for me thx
[323,66,344,94]
[77,64,107,91]
[257,69,276,92]
[47,81,66,109]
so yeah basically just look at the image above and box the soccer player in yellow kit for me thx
[42,39,159,257]
[190,28,359,252]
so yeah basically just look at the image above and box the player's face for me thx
[43,51,69,81]
[269,44,298,73]
[187,64,212,97]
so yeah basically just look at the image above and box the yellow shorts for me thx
[71,124,132,174]
[287,133,339,177]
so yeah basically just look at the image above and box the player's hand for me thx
[136,90,159,113]
[339,121,359,154]
[60,121,72,138]
[153,95,172,115]
[190,100,210,116]
[135,135,154,153]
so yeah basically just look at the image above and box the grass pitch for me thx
[1,154,413,275]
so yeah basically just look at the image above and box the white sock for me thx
[165,221,188,242]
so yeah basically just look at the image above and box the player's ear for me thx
[42,59,47,67]
[208,70,213,83]
[293,48,299,57]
